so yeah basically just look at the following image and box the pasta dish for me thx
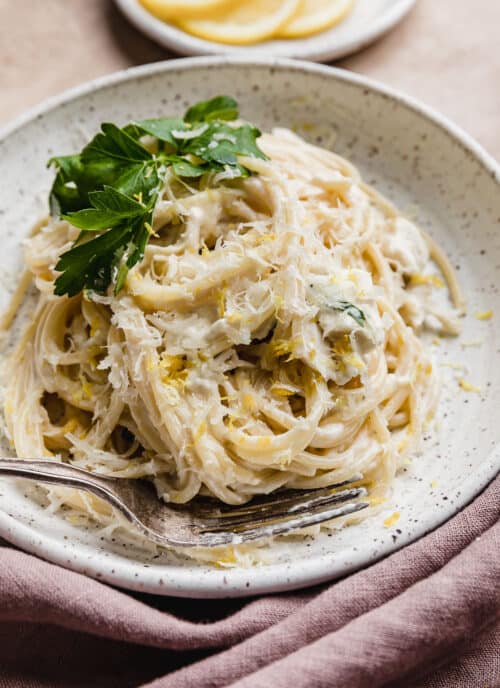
[2,96,463,543]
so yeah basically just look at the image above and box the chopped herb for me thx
[48,95,267,297]
[331,301,366,327]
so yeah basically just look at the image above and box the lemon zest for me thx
[475,310,493,321]
[144,222,158,238]
[343,353,365,370]
[458,379,481,394]
[271,338,298,360]
[159,354,190,390]
[383,512,400,528]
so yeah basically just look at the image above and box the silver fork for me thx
[0,459,369,548]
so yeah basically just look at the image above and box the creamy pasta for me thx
[3,127,463,540]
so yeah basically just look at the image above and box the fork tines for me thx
[196,475,369,540]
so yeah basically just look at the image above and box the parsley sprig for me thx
[48,96,267,297]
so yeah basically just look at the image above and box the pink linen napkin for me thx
[0,475,498,688]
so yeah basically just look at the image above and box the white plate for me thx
[114,0,416,62]
[0,58,499,598]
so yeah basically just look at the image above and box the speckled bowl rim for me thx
[0,57,499,598]
[113,0,417,63]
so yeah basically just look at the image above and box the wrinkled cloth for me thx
[0,476,498,688]
[1,1,500,686]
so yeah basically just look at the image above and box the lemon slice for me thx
[278,0,355,39]
[140,0,237,21]
[179,0,302,45]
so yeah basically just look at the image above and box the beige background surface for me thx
[0,0,499,160]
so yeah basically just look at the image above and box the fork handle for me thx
[0,458,199,548]
[0,458,120,502]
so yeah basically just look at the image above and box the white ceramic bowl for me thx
[114,0,416,62]
[0,57,499,598]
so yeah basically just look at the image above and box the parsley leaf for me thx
[184,95,239,123]
[132,118,186,147]
[332,301,366,327]
[114,162,159,199]
[62,186,146,230]
[54,224,134,297]
[47,154,123,215]
[184,122,266,168]
[48,125,155,214]
[82,123,152,165]
[169,157,208,178]
[49,96,267,297]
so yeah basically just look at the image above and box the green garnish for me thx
[48,95,267,297]
[332,301,366,327]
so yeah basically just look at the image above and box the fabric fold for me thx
[0,476,497,688]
